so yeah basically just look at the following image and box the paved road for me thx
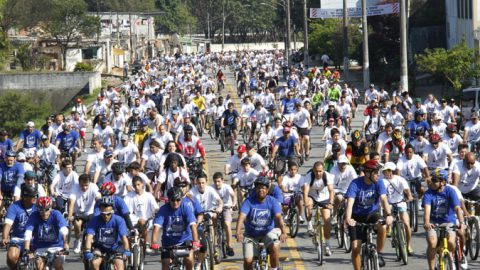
[1,70,479,270]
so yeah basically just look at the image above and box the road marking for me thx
[286,237,306,269]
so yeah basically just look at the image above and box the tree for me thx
[416,40,480,91]
[155,0,196,34]
[41,0,100,70]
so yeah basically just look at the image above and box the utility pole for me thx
[343,0,349,81]
[303,0,309,67]
[129,13,133,62]
[400,0,408,92]
[286,0,291,67]
[222,0,226,51]
[362,0,370,89]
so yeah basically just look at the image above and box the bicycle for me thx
[334,194,351,253]
[433,224,456,270]
[311,201,326,265]
[0,195,14,231]
[390,202,408,265]
[282,192,300,238]
[464,199,480,260]
[244,238,270,270]
[202,212,216,269]
[242,116,252,144]
[127,229,145,270]
[35,248,69,270]
[214,207,229,262]
[161,246,191,270]
[185,157,203,183]
[219,126,234,156]
[205,114,215,140]
[407,177,421,233]
[357,221,385,270]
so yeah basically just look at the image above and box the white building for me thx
[446,0,480,49]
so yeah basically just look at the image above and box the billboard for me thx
[320,0,393,9]
[311,2,400,18]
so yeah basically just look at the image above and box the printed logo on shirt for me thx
[99,227,116,245]
[358,189,376,208]
[166,216,185,236]
[432,197,447,218]
[38,224,57,242]
[251,208,271,227]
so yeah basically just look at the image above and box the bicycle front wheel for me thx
[206,234,215,270]
[336,214,343,248]
[343,221,351,253]
[368,251,380,270]
[409,199,419,232]
[396,222,408,265]
[216,226,224,263]
[316,224,324,265]
[468,218,480,260]
[440,253,454,270]
[288,209,299,238]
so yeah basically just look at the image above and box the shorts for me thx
[222,208,233,223]
[7,237,25,252]
[392,202,408,213]
[161,242,191,260]
[464,186,480,201]
[309,197,330,209]
[297,127,310,136]
[425,223,456,238]
[74,214,92,223]
[348,211,382,242]
[79,129,86,138]
[243,228,281,259]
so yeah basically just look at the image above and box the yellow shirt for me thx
[192,96,206,111]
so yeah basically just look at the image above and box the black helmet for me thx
[111,162,124,174]
[99,195,114,207]
[254,176,270,188]
[184,125,193,133]
[167,187,184,201]
[332,142,342,152]
[21,185,38,198]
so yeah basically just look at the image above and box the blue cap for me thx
[104,150,113,157]
[140,119,148,126]
[5,150,16,157]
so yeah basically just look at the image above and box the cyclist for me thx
[411,128,430,156]
[84,138,105,177]
[280,161,305,222]
[67,174,101,254]
[324,128,347,158]
[103,162,132,198]
[133,119,152,153]
[330,155,358,220]
[396,144,429,197]
[225,144,247,181]
[423,169,465,270]
[375,123,393,154]
[212,172,236,256]
[124,176,159,254]
[55,122,80,164]
[383,129,405,163]
[220,102,240,146]
[345,159,394,269]
[50,159,78,213]
[346,130,369,173]
[0,129,14,162]
[452,152,480,201]
[92,150,118,185]
[245,142,268,173]
[379,162,413,254]
[151,187,200,270]
[293,102,312,161]
[1,151,25,205]
[363,105,385,143]
[302,162,335,256]
[113,134,140,165]
[94,182,134,231]
[423,133,452,170]
[177,125,206,161]
[324,142,342,173]
[385,104,405,128]
[23,196,69,270]
[463,112,480,151]
[13,171,46,201]
[443,124,463,156]
[16,122,42,157]
[279,90,297,121]
[37,134,60,184]
[2,186,37,269]
[83,196,131,270]
[92,116,115,149]
[406,111,431,143]
[236,176,286,270]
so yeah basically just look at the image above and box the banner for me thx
[310,3,400,19]
[320,0,383,9]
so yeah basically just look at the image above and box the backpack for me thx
[307,169,328,188]
[365,114,381,132]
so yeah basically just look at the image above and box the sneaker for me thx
[461,256,468,270]
[235,141,239,146]
[226,247,235,257]
[378,253,385,267]
[408,247,414,256]
[145,242,153,254]
[325,245,332,256]
[73,239,82,254]
[307,221,314,236]
[299,215,305,224]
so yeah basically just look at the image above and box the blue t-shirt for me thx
[55,131,79,151]
[287,79,297,89]
[153,201,197,247]
[281,98,297,115]
[275,136,298,157]
[0,162,25,193]
[249,78,258,90]
[94,196,130,217]
[25,210,68,250]
[85,214,128,252]
[19,129,42,149]
[0,139,14,160]
[5,201,37,238]
[222,110,240,126]
[423,185,460,224]
[240,195,282,237]
[407,120,431,141]
[183,196,203,216]
[345,177,387,216]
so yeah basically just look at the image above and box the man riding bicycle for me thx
[220,103,241,147]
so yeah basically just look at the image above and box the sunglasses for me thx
[100,211,113,216]
[39,208,51,212]
[175,183,188,188]
[170,198,182,202]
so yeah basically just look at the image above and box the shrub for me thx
[74,62,94,72]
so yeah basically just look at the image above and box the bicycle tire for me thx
[316,223,324,265]
[343,220,351,253]
[215,224,224,264]
[288,208,299,238]
[441,253,454,270]
[409,199,418,232]
[336,214,343,248]
[220,131,226,152]
[206,234,215,270]
[392,223,401,261]
[454,237,464,270]
[369,250,380,270]
[197,121,203,137]
[469,217,480,260]
[243,126,250,143]
[230,139,234,156]
[396,221,408,265]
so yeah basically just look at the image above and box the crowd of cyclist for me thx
[0,49,479,270]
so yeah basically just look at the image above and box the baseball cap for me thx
[237,145,246,153]
[414,98,422,103]
[26,121,35,127]
[332,142,342,152]
[328,101,335,106]
[121,134,129,141]
[17,152,26,161]
[338,155,349,164]
[382,162,396,171]
[25,170,37,179]
[41,134,49,140]
[472,112,479,119]
[104,150,113,158]
[370,84,375,87]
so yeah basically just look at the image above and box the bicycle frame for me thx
[245,238,269,270]
[434,225,456,270]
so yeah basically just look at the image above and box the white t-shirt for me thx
[397,154,427,180]
[14,184,46,198]
[452,161,480,194]
[69,183,100,216]
[247,153,266,172]
[442,134,463,155]
[325,139,347,156]
[226,154,246,175]
[212,184,234,207]
[465,120,480,142]
[93,125,114,147]
[281,173,303,192]
[330,165,358,193]
[142,150,163,172]
[114,143,139,165]
[381,175,409,204]
[51,171,79,198]
[124,191,159,225]
[86,149,105,174]
[189,186,221,212]
[423,143,452,169]
[364,115,386,134]
[103,173,132,198]
[293,108,310,128]
[302,171,334,202]
[157,168,190,191]
[37,144,60,165]
[411,138,430,155]
[111,114,126,130]
[236,169,259,187]
[386,111,404,127]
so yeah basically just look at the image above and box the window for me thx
[468,0,473,19]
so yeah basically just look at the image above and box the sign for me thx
[310,2,400,19]
[320,0,383,9]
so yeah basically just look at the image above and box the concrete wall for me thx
[0,71,101,111]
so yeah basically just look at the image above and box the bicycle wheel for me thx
[220,131,226,152]
[229,139,234,156]
[392,224,401,261]
[288,208,299,238]
[215,226,224,264]
[207,234,215,270]
[409,200,418,232]
[396,221,408,265]
[132,244,144,270]
[316,223,324,265]
[368,250,380,270]
[441,253,454,270]
[336,215,343,248]
[243,126,250,143]
[468,218,480,260]
[343,221,351,253]
[454,238,464,270]
[198,119,204,137]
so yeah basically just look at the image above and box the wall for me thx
[0,72,101,111]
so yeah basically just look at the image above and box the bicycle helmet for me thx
[24,171,37,180]
[99,195,115,207]
[446,124,457,133]
[21,185,38,198]
[391,131,402,141]
[184,125,194,133]
[100,182,117,196]
[37,196,52,209]
[414,110,424,118]
[5,150,16,157]
[428,133,441,143]
[111,162,124,174]
[132,108,140,115]
[167,187,184,201]
[431,168,448,182]
[140,118,148,126]
[254,176,270,188]
[100,116,108,124]
[332,142,342,152]
[351,130,362,141]
[283,121,293,128]
[362,160,382,172]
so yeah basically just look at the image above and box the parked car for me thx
[131,60,142,75]
[461,87,480,120]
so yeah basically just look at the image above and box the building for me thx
[446,0,480,49]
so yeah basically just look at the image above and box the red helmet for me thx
[76,97,82,103]
[446,124,457,133]
[362,160,382,172]
[100,182,116,196]
[37,196,52,209]
[429,133,441,143]
[283,121,293,128]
